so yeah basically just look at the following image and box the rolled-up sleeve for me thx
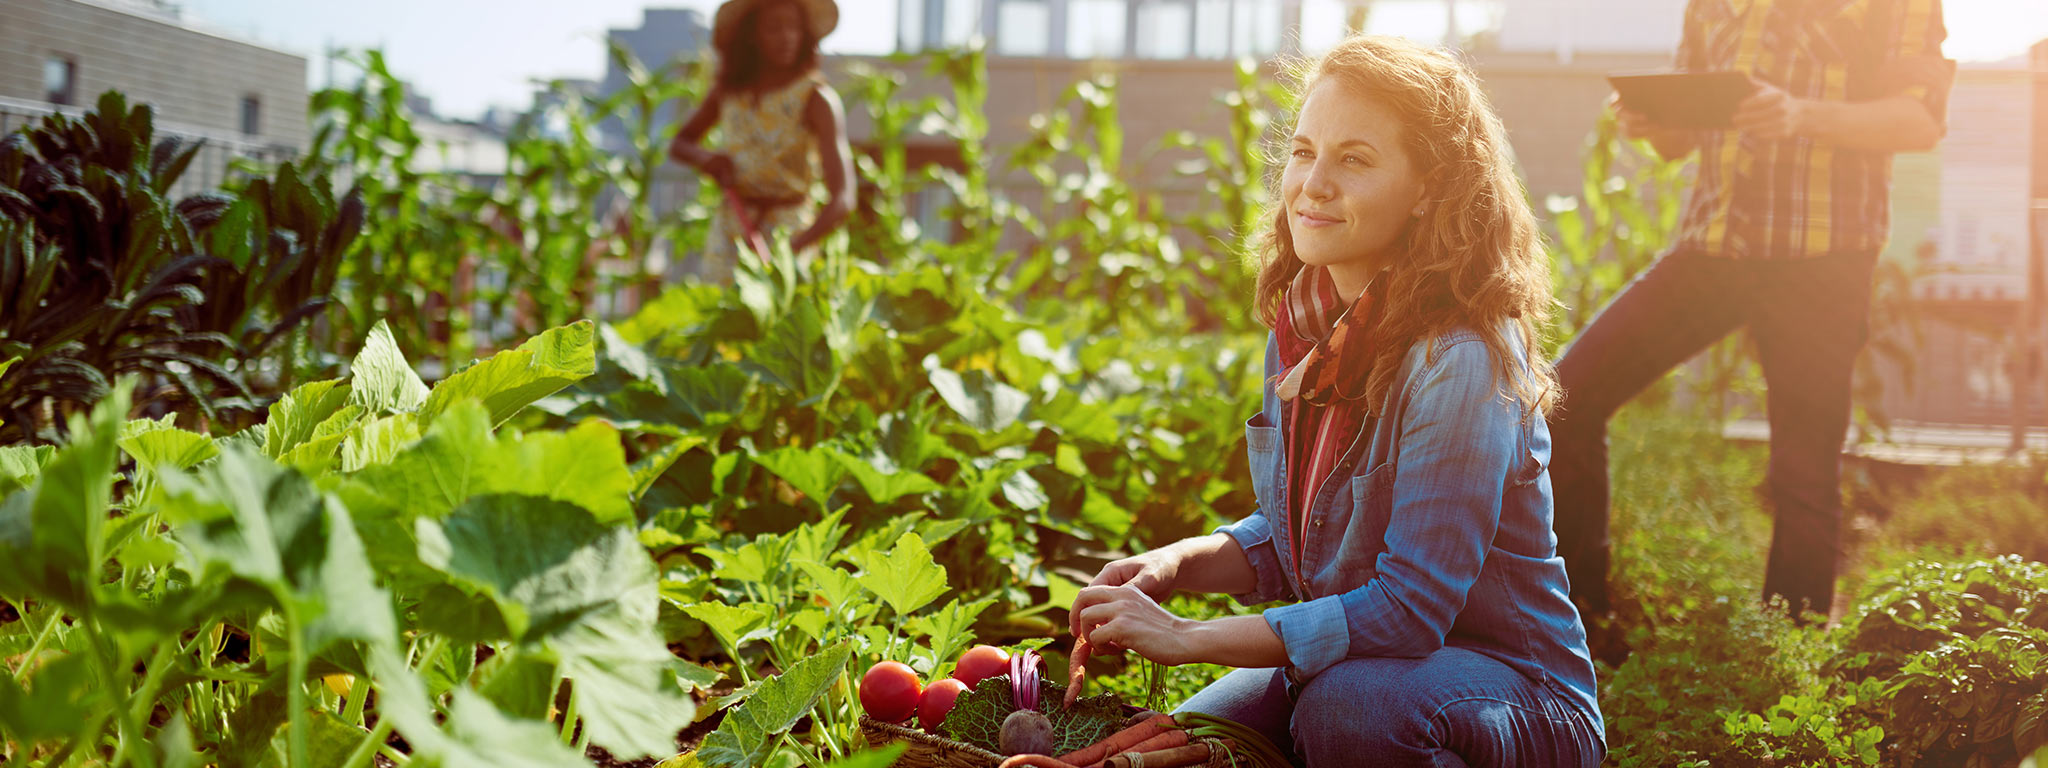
[1870,0,1953,131]
[1283,340,1521,680]
[1214,513,1290,606]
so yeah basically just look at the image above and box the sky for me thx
[173,0,2048,120]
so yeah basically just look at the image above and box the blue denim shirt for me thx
[1215,325,1603,730]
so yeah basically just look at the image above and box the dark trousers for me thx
[1548,248,1876,618]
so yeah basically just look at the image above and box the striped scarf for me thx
[1276,266,1387,573]
[1275,266,1387,405]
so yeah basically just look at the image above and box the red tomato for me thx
[918,678,970,730]
[859,661,923,723]
[953,645,1011,689]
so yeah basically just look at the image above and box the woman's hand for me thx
[1090,549,1182,601]
[667,137,736,188]
[1071,549,1181,641]
[1071,584,1198,666]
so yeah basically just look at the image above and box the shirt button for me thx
[1313,518,1323,527]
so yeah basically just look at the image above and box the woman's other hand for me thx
[1076,550,1182,626]
[1072,584,1196,666]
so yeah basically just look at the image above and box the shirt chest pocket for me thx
[1311,460,1395,592]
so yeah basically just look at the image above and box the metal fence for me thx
[0,95,298,200]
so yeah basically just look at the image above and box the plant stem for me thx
[343,671,372,726]
[378,742,412,765]
[126,641,177,734]
[558,677,580,745]
[339,716,395,768]
[14,603,62,681]
[287,616,310,768]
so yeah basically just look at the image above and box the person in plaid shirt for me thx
[1549,0,1954,661]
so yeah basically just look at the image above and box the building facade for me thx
[0,0,308,194]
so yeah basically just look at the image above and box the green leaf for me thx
[699,642,853,768]
[749,296,842,404]
[345,401,636,526]
[1000,467,1049,511]
[753,445,847,510]
[0,384,127,611]
[851,532,949,617]
[416,493,693,758]
[263,378,352,459]
[419,320,598,427]
[907,598,995,674]
[0,444,56,497]
[673,658,724,693]
[157,445,398,656]
[349,320,430,415]
[304,709,374,768]
[118,415,218,470]
[1079,487,1133,544]
[0,652,96,743]
[152,713,204,768]
[796,561,863,608]
[477,652,557,721]
[941,676,1124,755]
[682,602,772,653]
[704,534,791,586]
[632,434,706,499]
[833,449,939,504]
[339,413,421,472]
[787,507,851,566]
[424,689,589,767]
[928,366,1029,432]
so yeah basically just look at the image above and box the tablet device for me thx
[1607,71,1757,130]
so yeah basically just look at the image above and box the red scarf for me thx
[1275,266,1386,571]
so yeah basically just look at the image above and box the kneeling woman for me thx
[1068,35,1604,767]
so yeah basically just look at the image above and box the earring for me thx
[1412,206,1426,217]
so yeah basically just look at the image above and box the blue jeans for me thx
[1548,248,1876,619]
[1174,647,1605,768]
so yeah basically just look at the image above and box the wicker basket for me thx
[858,716,1249,768]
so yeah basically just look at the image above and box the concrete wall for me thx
[0,0,308,149]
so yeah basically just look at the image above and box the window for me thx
[1231,0,1283,58]
[995,0,1052,56]
[940,0,979,47]
[899,0,926,51]
[1135,0,1194,59]
[240,95,261,136]
[1068,0,1129,58]
[44,56,76,106]
[1193,0,1231,59]
[899,0,981,52]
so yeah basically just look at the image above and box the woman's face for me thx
[1282,78,1428,286]
[754,2,807,70]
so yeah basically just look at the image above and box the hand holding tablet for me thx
[1606,71,1758,130]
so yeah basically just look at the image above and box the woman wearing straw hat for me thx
[668,0,851,283]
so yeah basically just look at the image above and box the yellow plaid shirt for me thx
[1675,0,1953,259]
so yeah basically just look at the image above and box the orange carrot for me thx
[1104,741,1213,768]
[1064,636,1092,707]
[997,756,1085,768]
[1114,728,1190,756]
[1055,713,1178,766]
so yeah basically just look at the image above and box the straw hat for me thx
[712,0,839,51]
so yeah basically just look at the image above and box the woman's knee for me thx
[1289,659,1442,763]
